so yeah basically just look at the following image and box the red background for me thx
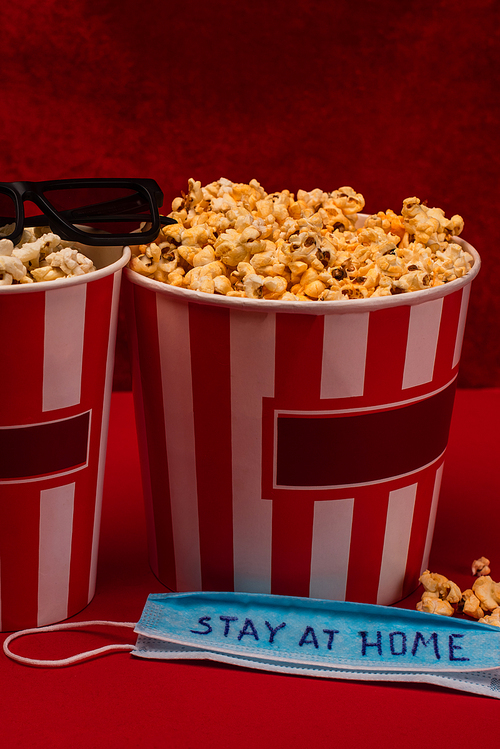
[1,0,499,388]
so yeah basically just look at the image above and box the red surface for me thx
[0,0,499,389]
[1,389,499,748]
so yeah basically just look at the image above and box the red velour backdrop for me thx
[0,0,499,388]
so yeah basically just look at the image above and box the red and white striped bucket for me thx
[125,237,480,606]
[0,245,130,632]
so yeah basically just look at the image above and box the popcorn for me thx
[129,179,473,301]
[472,557,491,577]
[43,248,95,277]
[418,569,462,605]
[416,561,500,628]
[478,608,500,627]
[0,254,26,284]
[416,592,454,617]
[458,589,485,620]
[0,226,96,285]
[184,261,226,293]
[401,197,464,249]
[471,576,500,612]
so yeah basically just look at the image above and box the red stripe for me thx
[0,291,45,425]
[274,313,325,407]
[67,473,99,615]
[132,283,176,590]
[345,484,390,603]
[363,306,410,404]
[263,311,326,498]
[402,462,442,598]
[126,278,159,576]
[77,275,114,410]
[68,274,114,615]
[0,484,40,631]
[269,312,325,595]
[261,396,275,499]
[189,302,234,591]
[432,288,463,387]
[271,496,315,597]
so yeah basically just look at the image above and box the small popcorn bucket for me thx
[125,237,480,606]
[0,245,130,632]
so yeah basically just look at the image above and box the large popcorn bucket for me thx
[0,245,130,632]
[125,236,480,606]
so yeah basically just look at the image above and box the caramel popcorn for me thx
[128,179,474,301]
[478,608,500,627]
[472,557,491,577]
[458,589,485,620]
[418,569,462,605]
[417,561,500,627]
[417,592,455,617]
[0,225,96,285]
[471,576,500,612]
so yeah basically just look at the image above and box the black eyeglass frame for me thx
[0,178,175,246]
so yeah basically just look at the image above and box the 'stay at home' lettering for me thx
[188,615,470,662]
[191,615,287,644]
[359,630,470,662]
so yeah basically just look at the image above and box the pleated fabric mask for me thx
[4,591,500,700]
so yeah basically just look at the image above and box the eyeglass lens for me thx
[0,192,18,238]
[42,186,155,235]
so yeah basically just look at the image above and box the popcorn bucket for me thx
[125,237,480,606]
[0,245,130,631]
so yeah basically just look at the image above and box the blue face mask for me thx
[4,591,500,700]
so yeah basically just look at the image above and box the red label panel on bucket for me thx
[275,383,456,487]
[0,411,90,481]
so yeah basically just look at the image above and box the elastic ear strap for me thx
[3,620,137,667]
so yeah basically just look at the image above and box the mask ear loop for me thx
[3,620,137,667]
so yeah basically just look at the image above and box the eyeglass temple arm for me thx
[14,214,177,228]
[14,192,175,225]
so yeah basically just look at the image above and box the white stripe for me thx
[452,285,471,368]
[157,294,201,591]
[377,483,417,605]
[88,271,121,601]
[278,376,456,416]
[309,498,354,600]
[43,283,86,411]
[420,464,444,574]
[231,309,275,593]
[38,483,75,626]
[321,312,369,399]
[402,299,443,390]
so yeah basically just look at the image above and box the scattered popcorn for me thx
[472,556,491,577]
[478,608,500,627]
[0,225,96,285]
[417,562,500,627]
[471,576,500,612]
[418,569,462,604]
[128,179,474,301]
[458,589,485,620]
[416,592,454,617]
